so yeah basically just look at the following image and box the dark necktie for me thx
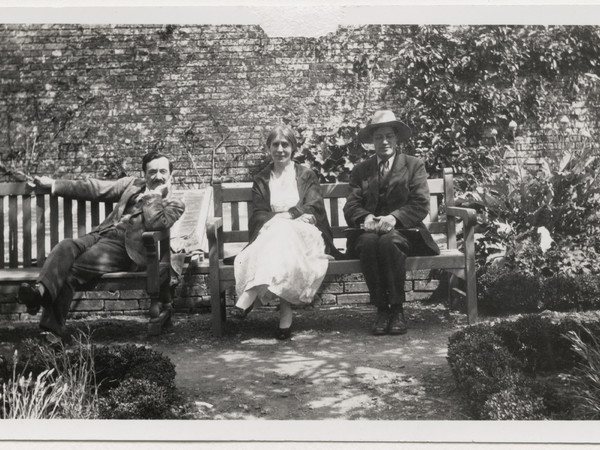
[379,159,390,179]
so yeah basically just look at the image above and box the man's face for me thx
[372,126,398,160]
[144,156,172,191]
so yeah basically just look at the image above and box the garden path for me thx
[0,303,472,420]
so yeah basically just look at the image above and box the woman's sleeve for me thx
[248,177,276,243]
[288,170,325,219]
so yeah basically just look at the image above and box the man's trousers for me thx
[354,229,416,309]
[38,228,133,335]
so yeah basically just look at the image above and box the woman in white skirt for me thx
[234,125,342,339]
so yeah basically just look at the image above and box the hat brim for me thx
[358,120,412,143]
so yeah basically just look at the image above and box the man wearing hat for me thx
[344,110,440,335]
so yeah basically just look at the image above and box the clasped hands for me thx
[362,214,396,234]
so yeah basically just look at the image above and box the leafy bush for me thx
[99,378,172,420]
[478,265,600,315]
[481,384,546,420]
[478,270,542,314]
[448,316,600,419]
[447,325,523,417]
[94,344,176,398]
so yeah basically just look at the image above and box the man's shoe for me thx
[18,283,43,315]
[371,310,390,336]
[388,311,408,335]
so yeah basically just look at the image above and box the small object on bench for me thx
[0,182,173,337]
[206,168,478,337]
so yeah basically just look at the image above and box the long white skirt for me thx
[234,217,329,305]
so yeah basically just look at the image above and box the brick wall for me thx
[0,24,410,186]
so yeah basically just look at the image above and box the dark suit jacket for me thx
[54,176,185,267]
[343,153,439,256]
[249,163,341,258]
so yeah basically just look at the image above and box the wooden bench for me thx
[206,167,478,337]
[0,182,174,336]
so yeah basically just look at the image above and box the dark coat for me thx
[249,163,341,258]
[54,176,185,266]
[343,153,440,256]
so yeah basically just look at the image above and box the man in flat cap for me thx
[344,110,440,336]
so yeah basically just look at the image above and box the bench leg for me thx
[148,280,173,337]
[448,273,459,310]
[209,271,225,337]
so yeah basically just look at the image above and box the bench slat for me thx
[50,195,59,248]
[36,195,45,266]
[91,201,100,228]
[105,202,114,216]
[8,196,18,268]
[64,198,73,239]
[77,200,87,237]
[23,195,32,267]
[213,250,466,282]
[329,198,339,227]
[231,201,240,231]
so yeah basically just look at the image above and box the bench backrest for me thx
[213,167,457,257]
[0,183,116,269]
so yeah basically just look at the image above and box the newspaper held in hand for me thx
[169,187,213,261]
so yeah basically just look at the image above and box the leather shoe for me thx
[18,283,43,315]
[275,327,291,340]
[231,302,254,319]
[371,310,390,336]
[388,311,408,335]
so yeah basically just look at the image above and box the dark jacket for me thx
[249,162,341,258]
[54,176,185,266]
[343,153,440,256]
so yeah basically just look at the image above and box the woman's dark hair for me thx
[142,151,173,173]
[266,125,298,154]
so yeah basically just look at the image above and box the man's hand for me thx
[362,214,396,234]
[144,183,170,199]
[377,215,397,234]
[362,214,379,232]
[33,176,54,189]
[295,213,316,225]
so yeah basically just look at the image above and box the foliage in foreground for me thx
[0,336,179,420]
[448,315,600,419]
[0,331,99,419]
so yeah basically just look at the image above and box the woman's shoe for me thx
[231,303,254,319]
[275,327,292,340]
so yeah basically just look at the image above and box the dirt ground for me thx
[0,303,472,420]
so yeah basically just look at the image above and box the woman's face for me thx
[268,134,294,165]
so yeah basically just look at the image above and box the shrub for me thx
[481,384,546,420]
[448,317,600,419]
[94,345,176,398]
[99,378,171,420]
[447,325,523,417]
[478,271,542,314]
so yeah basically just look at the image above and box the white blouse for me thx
[269,163,299,213]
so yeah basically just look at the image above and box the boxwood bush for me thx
[478,269,600,315]
[448,315,600,419]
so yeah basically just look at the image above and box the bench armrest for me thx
[143,229,170,294]
[206,217,223,239]
[446,206,477,227]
